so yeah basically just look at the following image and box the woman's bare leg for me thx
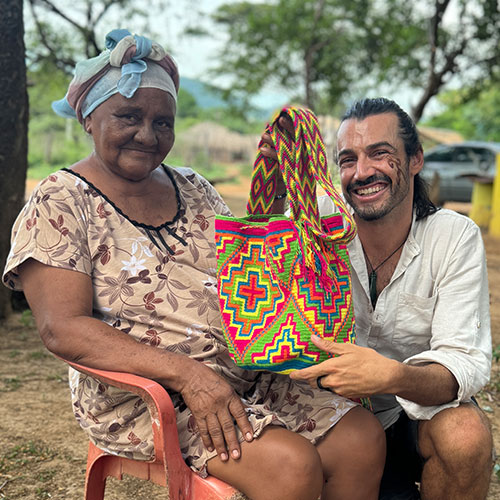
[316,406,386,500]
[207,426,323,500]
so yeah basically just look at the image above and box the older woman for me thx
[3,30,385,499]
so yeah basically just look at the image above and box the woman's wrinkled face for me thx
[84,88,176,182]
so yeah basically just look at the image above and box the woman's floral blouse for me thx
[3,166,356,476]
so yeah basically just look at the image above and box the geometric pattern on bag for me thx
[216,106,357,374]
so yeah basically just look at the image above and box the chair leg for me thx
[85,472,107,500]
[84,442,120,500]
[84,441,238,500]
[84,454,107,500]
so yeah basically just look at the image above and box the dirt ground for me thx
[1,187,500,499]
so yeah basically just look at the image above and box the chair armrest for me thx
[55,355,240,498]
[64,360,176,424]
[58,356,187,476]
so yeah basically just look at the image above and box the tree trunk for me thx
[304,51,313,110]
[0,0,28,319]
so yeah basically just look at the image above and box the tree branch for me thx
[32,0,86,32]
[303,0,327,109]
[27,0,77,71]
[412,0,464,122]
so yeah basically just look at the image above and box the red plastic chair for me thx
[64,360,239,500]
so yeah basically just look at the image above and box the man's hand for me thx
[180,362,254,462]
[289,334,401,399]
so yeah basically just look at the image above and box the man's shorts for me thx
[379,411,422,500]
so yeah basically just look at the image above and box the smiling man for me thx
[290,98,494,499]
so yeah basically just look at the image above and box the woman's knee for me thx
[351,407,386,457]
[326,407,385,461]
[317,406,386,482]
[207,426,323,500]
[268,429,324,492]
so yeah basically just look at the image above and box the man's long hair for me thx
[340,97,438,220]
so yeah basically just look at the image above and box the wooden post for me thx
[489,154,500,238]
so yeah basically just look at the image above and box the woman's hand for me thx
[180,362,254,462]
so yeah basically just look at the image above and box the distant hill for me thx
[179,77,227,109]
[179,76,278,119]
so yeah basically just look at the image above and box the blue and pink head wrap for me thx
[52,29,179,124]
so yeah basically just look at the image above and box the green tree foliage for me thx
[177,88,199,119]
[370,0,500,122]
[28,60,70,123]
[212,0,499,122]
[26,58,92,173]
[424,82,500,142]
[212,0,372,113]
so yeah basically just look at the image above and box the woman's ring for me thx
[316,375,328,391]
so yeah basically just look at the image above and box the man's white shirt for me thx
[317,196,491,428]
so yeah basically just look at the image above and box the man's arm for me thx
[391,361,459,405]
[292,217,491,411]
[290,336,458,405]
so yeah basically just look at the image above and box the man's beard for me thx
[344,167,410,221]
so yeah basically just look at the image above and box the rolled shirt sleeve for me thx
[396,218,491,420]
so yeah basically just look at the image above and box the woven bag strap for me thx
[248,106,355,240]
[247,106,356,280]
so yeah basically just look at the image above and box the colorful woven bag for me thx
[215,106,357,374]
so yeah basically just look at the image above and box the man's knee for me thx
[419,403,493,470]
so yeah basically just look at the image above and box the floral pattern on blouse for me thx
[3,166,356,476]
